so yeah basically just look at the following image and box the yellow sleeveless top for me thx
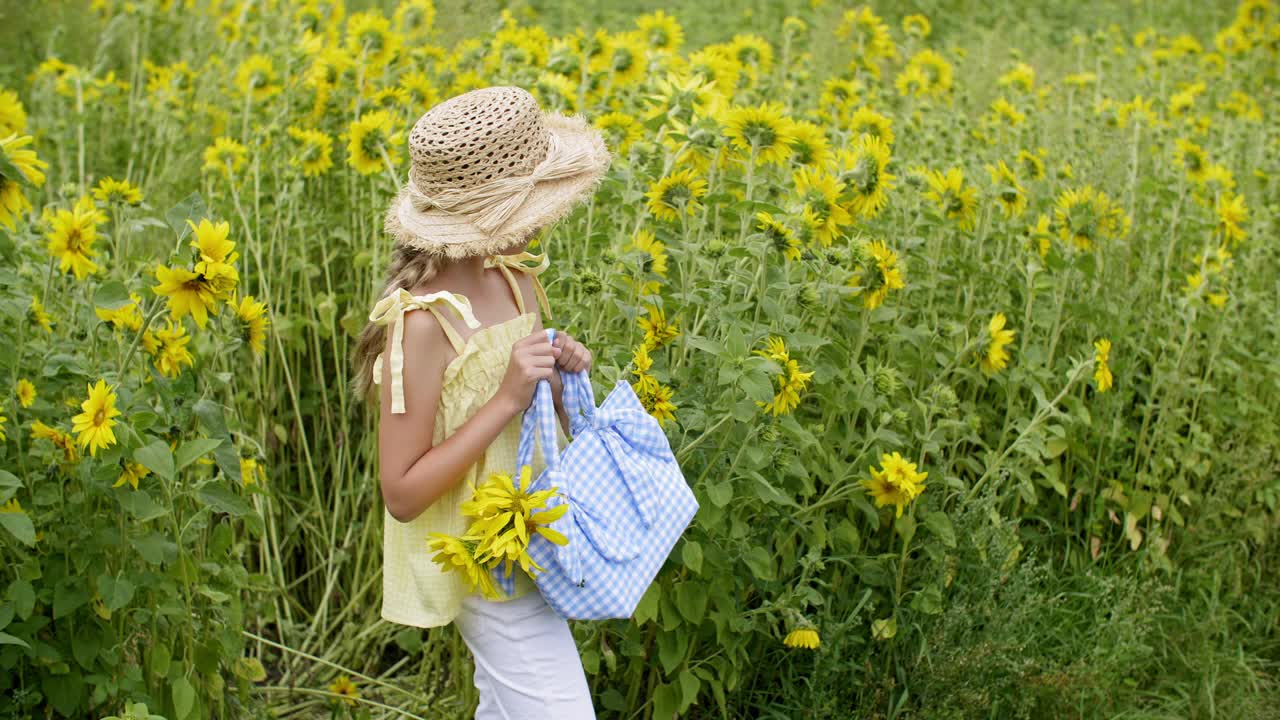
[371,252,564,628]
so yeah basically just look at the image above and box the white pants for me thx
[454,589,597,719]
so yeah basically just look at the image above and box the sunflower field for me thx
[1,0,1278,718]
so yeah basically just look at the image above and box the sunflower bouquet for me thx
[426,465,570,600]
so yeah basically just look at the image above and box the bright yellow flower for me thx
[285,126,334,177]
[15,379,36,408]
[0,134,48,230]
[346,110,402,175]
[784,627,821,650]
[645,168,708,222]
[345,10,403,67]
[638,306,680,350]
[31,419,79,462]
[860,451,928,518]
[849,238,905,310]
[95,292,144,332]
[980,312,1016,375]
[153,318,195,378]
[1215,191,1248,244]
[1052,185,1129,251]
[44,195,108,280]
[114,462,150,490]
[924,167,978,231]
[234,294,270,355]
[1093,339,1114,392]
[985,160,1027,218]
[70,379,122,457]
[756,211,801,261]
[202,136,248,178]
[29,296,52,332]
[327,674,360,706]
[635,9,685,53]
[721,101,796,166]
[0,89,26,135]
[635,380,677,426]
[630,228,669,277]
[152,264,217,329]
[1173,138,1209,183]
[837,134,894,220]
[793,167,852,246]
[240,456,268,486]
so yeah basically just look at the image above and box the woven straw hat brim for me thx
[384,112,611,259]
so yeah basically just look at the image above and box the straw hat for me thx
[384,86,612,259]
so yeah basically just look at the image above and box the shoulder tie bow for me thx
[485,251,553,320]
[369,288,481,415]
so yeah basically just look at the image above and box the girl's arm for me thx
[378,310,558,523]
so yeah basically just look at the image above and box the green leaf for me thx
[675,582,707,625]
[911,585,944,615]
[871,616,897,641]
[172,677,196,720]
[232,656,268,682]
[164,192,207,242]
[705,478,734,508]
[92,281,132,311]
[97,574,135,611]
[0,469,22,488]
[192,399,229,436]
[924,511,957,549]
[53,582,89,619]
[149,642,172,680]
[0,511,35,546]
[742,546,775,581]
[678,668,701,711]
[633,582,660,626]
[0,631,31,648]
[737,370,775,404]
[116,489,169,522]
[653,681,679,720]
[175,438,223,473]
[134,532,176,565]
[682,540,703,574]
[657,628,689,674]
[134,439,175,482]
[9,579,35,619]
[198,483,252,516]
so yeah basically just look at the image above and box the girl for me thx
[351,86,612,719]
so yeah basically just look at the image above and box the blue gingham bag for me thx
[491,329,699,620]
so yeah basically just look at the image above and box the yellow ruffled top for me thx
[371,252,565,628]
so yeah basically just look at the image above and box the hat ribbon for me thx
[402,128,601,238]
[484,251,553,320]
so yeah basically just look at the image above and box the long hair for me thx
[349,240,444,408]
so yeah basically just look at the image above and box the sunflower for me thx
[848,106,894,146]
[328,674,360,706]
[848,237,905,310]
[860,451,928,518]
[1172,138,1209,182]
[394,0,435,38]
[837,134,895,220]
[786,120,833,168]
[31,420,79,463]
[645,168,708,222]
[980,312,1016,375]
[427,534,502,598]
[346,110,402,175]
[896,49,953,97]
[1214,191,1248,244]
[240,456,268,486]
[923,167,978,231]
[1016,148,1047,181]
[837,7,898,73]
[998,62,1036,92]
[729,33,774,75]
[1052,185,1129,251]
[721,101,795,166]
[29,296,52,332]
[591,30,649,88]
[202,136,248,178]
[1024,214,1053,257]
[283,126,334,177]
[89,179,142,212]
[15,379,36,408]
[784,627,821,650]
[902,14,931,39]
[44,195,108,280]
[1,134,48,231]
[71,379,121,457]
[644,72,719,127]
[153,318,195,378]
[234,294,270,355]
[235,54,280,102]
[635,9,684,53]
[0,89,26,135]
[638,306,680,350]
[592,112,641,156]
[793,167,852,246]
[96,292,144,332]
[153,264,217,328]
[635,380,677,426]
[756,211,801,261]
[1093,338,1114,392]
[463,466,569,581]
[985,160,1027,218]
[114,461,149,490]
[988,97,1025,127]
[754,336,813,416]
[346,10,403,67]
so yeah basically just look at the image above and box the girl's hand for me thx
[552,332,593,373]
[497,330,559,414]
